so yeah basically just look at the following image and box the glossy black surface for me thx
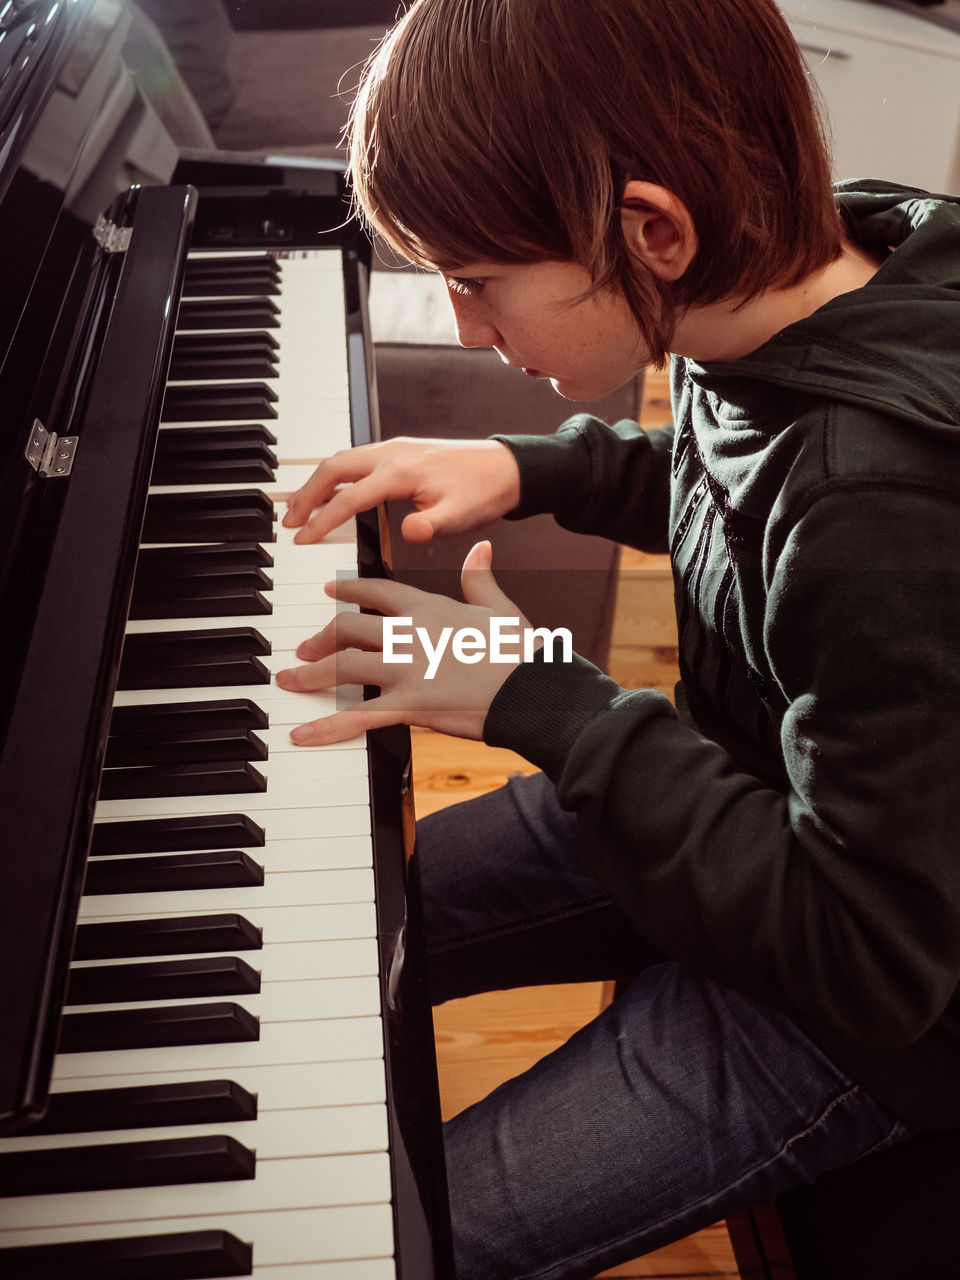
[0,5,452,1271]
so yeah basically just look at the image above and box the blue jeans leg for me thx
[417,772,663,1002]
[415,774,915,1280]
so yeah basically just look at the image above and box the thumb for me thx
[400,510,436,544]
[460,541,515,613]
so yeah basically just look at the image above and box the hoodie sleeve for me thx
[491,414,675,554]
[484,483,960,1056]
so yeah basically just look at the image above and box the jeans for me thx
[416,771,916,1280]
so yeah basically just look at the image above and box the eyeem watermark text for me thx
[383,616,573,679]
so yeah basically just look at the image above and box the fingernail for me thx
[290,724,313,744]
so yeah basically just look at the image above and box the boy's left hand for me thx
[276,542,528,745]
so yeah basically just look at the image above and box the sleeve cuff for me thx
[491,420,595,519]
[483,644,626,778]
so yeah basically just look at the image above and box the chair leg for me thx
[726,1206,799,1280]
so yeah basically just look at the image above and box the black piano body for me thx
[0,1,452,1274]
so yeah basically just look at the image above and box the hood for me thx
[687,182,960,438]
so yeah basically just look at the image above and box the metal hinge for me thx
[93,213,132,253]
[24,419,78,477]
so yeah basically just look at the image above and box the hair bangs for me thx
[348,3,572,272]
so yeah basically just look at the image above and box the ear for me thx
[620,180,697,282]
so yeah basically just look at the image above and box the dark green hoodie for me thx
[486,183,960,1130]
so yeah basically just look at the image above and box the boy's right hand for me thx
[282,436,522,544]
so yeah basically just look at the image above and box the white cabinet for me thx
[780,0,960,193]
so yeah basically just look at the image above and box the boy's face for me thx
[436,258,646,401]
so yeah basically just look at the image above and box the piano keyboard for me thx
[0,249,400,1278]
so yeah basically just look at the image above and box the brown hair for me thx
[348,0,844,366]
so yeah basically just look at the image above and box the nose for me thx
[446,290,502,350]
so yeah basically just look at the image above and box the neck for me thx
[672,238,883,362]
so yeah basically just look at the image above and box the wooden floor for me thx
[412,364,742,1278]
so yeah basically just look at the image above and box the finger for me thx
[282,453,359,526]
[400,510,436,545]
[291,471,398,545]
[295,612,382,662]
[399,495,464,544]
[289,694,405,747]
[460,541,518,614]
[275,648,384,693]
[325,575,437,617]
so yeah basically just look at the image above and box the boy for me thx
[279,0,960,1275]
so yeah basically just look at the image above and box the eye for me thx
[444,276,486,297]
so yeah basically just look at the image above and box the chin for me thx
[550,372,629,402]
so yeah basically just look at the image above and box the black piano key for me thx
[98,760,267,801]
[109,699,269,734]
[127,581,272,620]
[157,422,279,452]
[134,544,274,580]
[27,1080,258,1135]
[67,956,262,1005]
[142,489,275,542]
[183,273,281,298]
[0,1134,256,1196]
[104,727,268,767]
[149,454,277,488]
[116,655,271,689]
[186,251,280,274]
[168,351,278,380]
[185,257,280,276]
[58,1002,260,1054]
[74,913,263,960]
[129,625,271,655]
[171,331,279,358]
[83,849,265,896]
[161,384,278,423]
[123,692,270,722]
[0,1229,253,1279]
[177,297,280,329]
[185,254,280,282]
[118,625,272,690]
[90,813,266,856]
[123,625,271,663]
[133,566,274,599]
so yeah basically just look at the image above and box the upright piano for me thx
[0,1,452,1275]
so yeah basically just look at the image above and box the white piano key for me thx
[52,1015,386,1081]
[246,743,369,777]
[0,1205,397,1269]
[108,683,364,730]
[78,867,377,919]
[64,974,382,1021]
[84,835,374,872]
[261,726,366,756]
[78,898,377,940]
[0,1100,389,1157]
[94,774,370,820]
[45,1056,389,1109]
[69,936,381,982]
[0,1151,393,1230]
[252,1260,395,1280]
[92,807,371,845]
[103,746,368,786]
[123,601,341,633]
